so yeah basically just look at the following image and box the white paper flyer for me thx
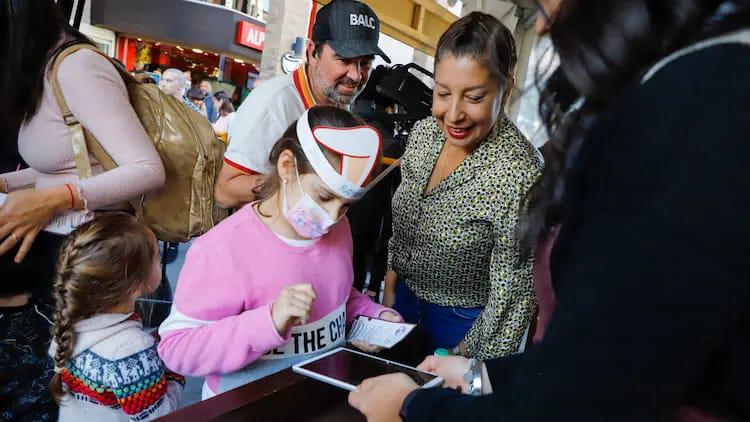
[0,192,94,235]
[347,316,416,349]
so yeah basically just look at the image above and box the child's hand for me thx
[351,339,383,354]
[350,311,403,353]
[378,310,402,323]
[271,283,317,335]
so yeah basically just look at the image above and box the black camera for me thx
[348,63,434,296]
[355,63,434,158]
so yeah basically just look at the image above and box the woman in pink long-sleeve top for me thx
[0,2,164,420]
[0,9,164,273]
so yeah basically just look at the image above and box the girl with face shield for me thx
[157,106,401,400]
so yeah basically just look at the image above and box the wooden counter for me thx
[158,367,362,422]
[157,333,429,421]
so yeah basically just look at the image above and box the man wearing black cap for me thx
[216,0,390,209]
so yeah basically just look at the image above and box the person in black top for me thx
[348,1,750,421]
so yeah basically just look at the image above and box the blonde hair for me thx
[48,212,157,403]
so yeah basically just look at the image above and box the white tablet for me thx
[292,347,444,391]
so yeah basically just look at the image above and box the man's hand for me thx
[348,373,418,422]
[214,162,264,209]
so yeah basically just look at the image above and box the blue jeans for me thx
[394,282,483,352]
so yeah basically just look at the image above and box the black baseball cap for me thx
[312,0,391,63]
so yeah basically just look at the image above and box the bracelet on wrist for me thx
[64,184,76,209]
[463,358,483,396]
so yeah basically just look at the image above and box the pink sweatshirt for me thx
[158,204,393,397]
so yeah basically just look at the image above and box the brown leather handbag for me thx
[49,44,228,242]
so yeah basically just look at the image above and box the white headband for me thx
[296,110,398,200]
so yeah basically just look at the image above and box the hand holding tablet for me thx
[292,347,444,391]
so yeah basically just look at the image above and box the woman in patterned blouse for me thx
[384,12,543,360]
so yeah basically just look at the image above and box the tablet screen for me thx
[298,349,438,387]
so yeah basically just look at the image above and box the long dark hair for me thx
[520,0,750,250]
[0,0,92,130]
[215,92,235,117]
[219,100,235,116]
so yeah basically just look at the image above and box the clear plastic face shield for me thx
[295,109,401,202]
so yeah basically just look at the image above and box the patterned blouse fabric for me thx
[388,116,543,359]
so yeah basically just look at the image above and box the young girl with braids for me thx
[48,213,184,421]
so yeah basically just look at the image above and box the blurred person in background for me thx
[187,86,208,117]
[200,77,218,122]
[159,68,201,113]
[211,92,235,136]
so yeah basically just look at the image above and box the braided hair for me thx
[49,212,158,403]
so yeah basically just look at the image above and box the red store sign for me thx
[236,21,266,51]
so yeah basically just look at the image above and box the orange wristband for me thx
[64,184,75,209]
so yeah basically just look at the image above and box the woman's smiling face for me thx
[432,54,504,149]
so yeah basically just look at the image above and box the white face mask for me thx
[281,163,337,239]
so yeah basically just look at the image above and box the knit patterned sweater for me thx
[49,313,184,421]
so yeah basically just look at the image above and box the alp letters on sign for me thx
[350,13,376,29]
[236,21,266,51]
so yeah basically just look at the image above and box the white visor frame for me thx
[295,110,401,200]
